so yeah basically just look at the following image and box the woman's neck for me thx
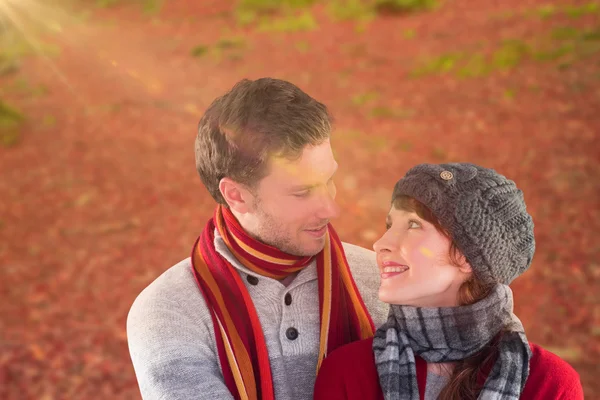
[426,362,456,377]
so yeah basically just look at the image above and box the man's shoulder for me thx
[340,241,388,328]
[127,258,210,325]
[341,242,377,269]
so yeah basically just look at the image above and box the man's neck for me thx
[280,271,300,287]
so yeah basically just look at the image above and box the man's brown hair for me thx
[195,78,333,204]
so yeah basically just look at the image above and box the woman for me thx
[314,163,583,400]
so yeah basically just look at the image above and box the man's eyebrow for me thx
[289,183,317,191]
[288,164,338,192]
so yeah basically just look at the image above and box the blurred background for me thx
[1,0,599,398]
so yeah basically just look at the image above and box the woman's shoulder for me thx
[523,342,584,399]
[314,337,382,400]
[328,337,375,363]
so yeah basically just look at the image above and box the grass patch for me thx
[552,26,581,40]
[258,11,318,32]
[503,88,517,100]
[327,0,437,22]
[215,37,246,50]
[191,37,248,61]
[410,53,462,77]
[374,0,438,14]
[235,0,317,25]
[534,43,575,61]
[352,91,380,106]
[491,39,530,70]
[456,53,489,78]
[369,106,415,119]
[564,2,599,18]
[96,0,163,14]
[403,28,416,39]
[190,45,209,57]
[43,115,56,127]
[0,100,24,147]
[295,40,310,52]
[238,0,316,12]
[536,4,557,19]
[410,23,600,78]
[327,0,375,21]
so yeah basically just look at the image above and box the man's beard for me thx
[252,204,325,257]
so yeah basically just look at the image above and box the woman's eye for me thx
[408,220,421,229]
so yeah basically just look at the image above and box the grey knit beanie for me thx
[392,163,535,285]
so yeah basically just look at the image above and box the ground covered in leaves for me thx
[1,0,599,398]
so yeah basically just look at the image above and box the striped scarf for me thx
[373,284,531,400]
[191,205,375,400]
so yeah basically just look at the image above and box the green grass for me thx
[374,0,438,14]
[369,106,415,119]
[258,11,318,32]
[235,0,317,25]
[402,29,416,39]
[191,37,248,61]
[96,0,163,14]
[295,41,310,52]
[552,26,581,41]
[534,2,599,19]
[564,2,599,18]
[190,45,209,57]
[215,37,246,50]
[536,5,557,19]
[503,88,517,100]
[456,53,489,78]
[351,91,380,106]
[410,24,600,78]
[410,53,462,77]
[238,0,316,12]
[490,40,530,70]
[0,100,24,147]
[327,0,375,21]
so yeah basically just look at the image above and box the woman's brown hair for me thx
[392,195,501,400]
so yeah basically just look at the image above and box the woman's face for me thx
[373,206,472,307]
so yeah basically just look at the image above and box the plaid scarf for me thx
[191,205,375,400]
[373,284,531,400]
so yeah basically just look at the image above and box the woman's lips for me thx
[380,261,409,279]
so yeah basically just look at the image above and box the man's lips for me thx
[304,225,328,237]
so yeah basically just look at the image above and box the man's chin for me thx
[282,238,326,257]
[301,237,327,256]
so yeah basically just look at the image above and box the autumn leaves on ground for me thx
[0,0,599,398]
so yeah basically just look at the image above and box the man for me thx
[127,78,388,400]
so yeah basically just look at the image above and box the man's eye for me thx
[385,223,391,230]
[293,191,310,198]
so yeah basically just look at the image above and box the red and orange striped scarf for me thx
[190,205,375,400]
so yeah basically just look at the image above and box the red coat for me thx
[314,337,583,400]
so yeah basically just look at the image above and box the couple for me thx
[127,78,583,399]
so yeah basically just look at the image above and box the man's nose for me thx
[316,189,340,220]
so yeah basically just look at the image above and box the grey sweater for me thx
[127,230,388,400]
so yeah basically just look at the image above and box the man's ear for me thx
[219,177,254,214]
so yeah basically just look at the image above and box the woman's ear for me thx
[456,253,473,274]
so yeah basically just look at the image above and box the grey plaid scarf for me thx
[373,284,531,400]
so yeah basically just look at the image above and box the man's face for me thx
[245,140,340,256]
